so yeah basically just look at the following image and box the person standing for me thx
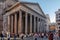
[35,38,37,40]
[7,32,10,40]
[1,31,4,40]
[1,33,3,40]
[14,34,17,40]
[49,32,53,40]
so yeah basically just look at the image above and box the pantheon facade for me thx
[1,0,47,35]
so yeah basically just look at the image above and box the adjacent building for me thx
[55,9,60,32]
[0,0,47,36]
[45,14,50,32]
[49,23,57,33]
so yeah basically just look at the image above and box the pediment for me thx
[21,2,44,15]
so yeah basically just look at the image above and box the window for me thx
[56,14,58,16]
[59,13,60,15]
[59,16,60,18]
[56,20,60,22]
[59,27,60,29]
[58,23,60,25]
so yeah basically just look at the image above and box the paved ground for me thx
[0,37,60,40]
[0,37,48,40]
[23,37,48,40]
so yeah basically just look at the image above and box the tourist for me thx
[49,32,53,40]
[1,31,4,40]
[7,33,10,40]
[14,34,17,40]
[1,33,3,40]
[35,38,37,40]
[41,33,44,38]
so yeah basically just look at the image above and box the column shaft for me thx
[34,16,36,33]
[8,15,11,32]
[25,13,27,34]
[30,14,32,33]
[18,11,22,34]
[37,18,39,33]
[14,13,17,34]
[11,15,13,33]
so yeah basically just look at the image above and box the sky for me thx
[20,0,60,23]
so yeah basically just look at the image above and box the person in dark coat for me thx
[49,33,53,40]
[1,32,4,40]
[35,38,37,40]
[14,34,17,40]
[1,33,3,40]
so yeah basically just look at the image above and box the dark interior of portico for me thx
[32,15,34,33]
[22,11,25,34]
[27,14,30,34]
[36,17,38,33]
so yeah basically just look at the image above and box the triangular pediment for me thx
[20,2,44,15]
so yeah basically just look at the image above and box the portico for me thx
[3,2,46,35]
[7,10,36,35]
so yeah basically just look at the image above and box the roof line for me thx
[4,1,46,18]
[20,1,46,17]
[22,4,46,18]
[20,1,38,5]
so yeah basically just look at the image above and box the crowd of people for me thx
[0,32,60,40]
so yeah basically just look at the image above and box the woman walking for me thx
[49,32,53,40]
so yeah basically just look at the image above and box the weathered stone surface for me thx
[0,0,16,34]
[0,0,47,34]
[3,15,8,33]
[0,2,4,33]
